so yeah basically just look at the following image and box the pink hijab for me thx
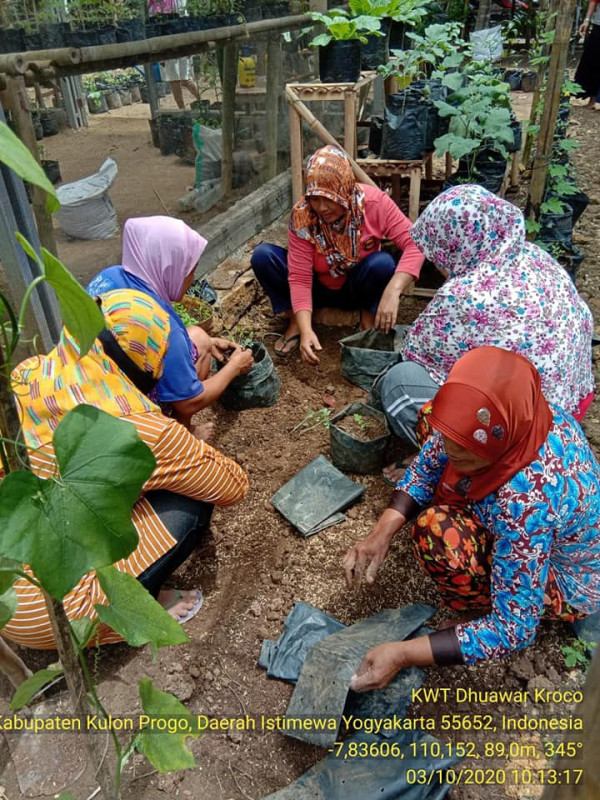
[121,217,208,304]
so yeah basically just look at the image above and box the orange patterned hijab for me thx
[12,289,170,450]
[290,145,365,278]
[429,347,553,505]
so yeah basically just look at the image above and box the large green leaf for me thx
[16,233,105,357]
[0,406,156,599]
[10,667,64,711]
[0,121,59,212]
[0,556,22,594]
[434,133,477,160]
[41,247,105,356]
[95,567,188,650]
[138,678,201,773]
[0,586,17,629]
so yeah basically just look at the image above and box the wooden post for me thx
[522,0,557,169]
[285,85,377,189]
[344,89,357,158]
[221,41,238,198]
[445,151,453,178]
[541,647,600,799]
[526,0,577,230]
[408,166,422,221]
[289,103,304,201]
[5,75,57,257]
[265,33,282,181]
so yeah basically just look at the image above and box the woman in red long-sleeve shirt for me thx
[251,146,424,364]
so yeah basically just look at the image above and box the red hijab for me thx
[429,347,554,505]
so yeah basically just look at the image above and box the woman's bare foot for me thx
[157,589,200,621]
[587,98,597,109]
[383,453,417,483]
[192,422,215,442]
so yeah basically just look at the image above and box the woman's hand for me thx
[300,331,323,365]
[228,348,254,375]
[375,273,414,333]
[350,642,405,692]
[343,530,392,588]
[579,18,590,36]
[210,337,240,363]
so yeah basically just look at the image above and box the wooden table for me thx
[286,72,378,200]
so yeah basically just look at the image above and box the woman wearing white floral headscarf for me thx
[381,184,594,483]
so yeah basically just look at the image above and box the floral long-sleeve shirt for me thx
[398,407,600,663]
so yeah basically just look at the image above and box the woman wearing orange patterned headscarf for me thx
[2,289,248,651]
[342,347,600,685]
[251,145,424,363]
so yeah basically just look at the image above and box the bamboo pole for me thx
[221,42,238,198]
[289,102,304,201]
[265,33,282,182]
[522,0,557,169]
[5,76,57,257]
[526,0,577,229]
[0,14,314,76]
[285,85,377,188]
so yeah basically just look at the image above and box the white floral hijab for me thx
[402,184,594,415]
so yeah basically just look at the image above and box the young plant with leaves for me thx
[309,8,384,46]
[0,121,205,799]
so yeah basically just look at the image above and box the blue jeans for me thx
[251,242,396,315]
[137,491,213,597]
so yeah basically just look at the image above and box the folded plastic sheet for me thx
[285,605,435,747]
[261,729,460,800]
[270,456,365,537]
[259,602,346,683]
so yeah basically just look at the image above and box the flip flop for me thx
[381,457,415,488]
[272,333,301,358]
[164,588,204,624]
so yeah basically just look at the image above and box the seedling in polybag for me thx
[292,408,332,434]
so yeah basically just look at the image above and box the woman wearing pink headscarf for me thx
[87,216,253,432]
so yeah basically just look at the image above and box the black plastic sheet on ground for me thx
[270,456,365,537]
[261,729,460,800]
[284,605,435,748]
[340,326,407,392]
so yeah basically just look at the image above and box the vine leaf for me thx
[0,121,59,212]
[15,233,105,357]
[138,678,201,772]
[0,406,155,600]
[10,667,65,711]
[0,586,17,630]
[95,567,188,651]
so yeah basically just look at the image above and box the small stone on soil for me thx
[249,600,262,616]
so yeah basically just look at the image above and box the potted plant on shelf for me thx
[115,0,146,42]
[348,0,392,71]
[434,65,514,193]
[309,9,384,83]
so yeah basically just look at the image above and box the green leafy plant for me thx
[352,412,372,431]
[562,637,596,669]
[292,407,332,434]
[309,9,384,46]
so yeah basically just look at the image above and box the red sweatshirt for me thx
[288,184,424,313]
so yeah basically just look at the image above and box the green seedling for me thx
[222,326,255,349]
[352,413,372,431]
[173,302,199,326]
[562,637,596,670]
[292,408,332,434]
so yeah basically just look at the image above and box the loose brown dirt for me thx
[0,98,598,800]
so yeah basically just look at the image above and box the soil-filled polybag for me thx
[218,342,280,410]
[284,605,435,747]
[562,184,589,225]
[270,455,365,537]
[262,729,460,800]
[361,18,391,71]
[503,69,522,90]
[340,326,406,391]
[381,91,428,160]
[539,206,573,246]
[319,40,361,83]
[330,402,391,474]
[56,158,119,240]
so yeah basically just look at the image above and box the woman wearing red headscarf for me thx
[251,145,424,363]
[343,347,600,685]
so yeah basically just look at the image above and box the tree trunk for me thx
[475,0,492,30]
